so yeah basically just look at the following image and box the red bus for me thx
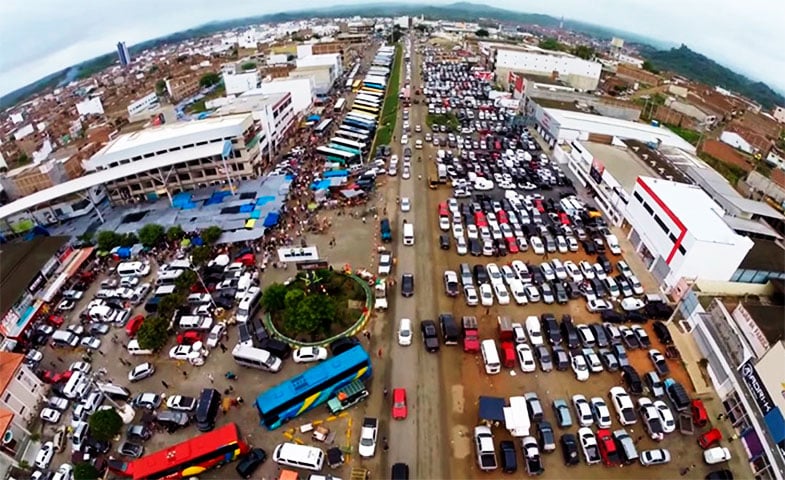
[109,423,249,479]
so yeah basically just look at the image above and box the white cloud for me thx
[0,0,783,97]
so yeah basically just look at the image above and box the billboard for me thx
[277,246,319,263]
[589,158,605,184]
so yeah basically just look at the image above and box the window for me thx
[669,233,677,243]
[678,245,686,255]
[3,393,9,403]
[643,202,653,214]
[653,215,669,234]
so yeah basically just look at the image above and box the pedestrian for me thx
[97,350,105,356]
[228,384,234,392]
[636,435,643,442]
[182,371,188,379]
[383,388,389,398]
[220,343,227,354]
[208,373,214,384]
[680,468,689,476]
[162,380,169,389]
[485,307,490,315]
[717,413,725,421]
[378,348,383,358]
[383,437,389,451]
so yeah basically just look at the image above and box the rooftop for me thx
[582,142,655,193]
[741,302,785,346]
[722,215,783,240]
[637,176,744,244]
[215,92,288,116]
[543,108,697,152]
[738,238,785,272]
[0,236,69,314]
[0,353,23,394]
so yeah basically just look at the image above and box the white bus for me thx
[331,137,367,153]
[232,344,282,372]
[336,129,369,143]
[333,98,346,112]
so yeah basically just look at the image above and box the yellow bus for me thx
[353,103,380,116]
[352,80,362,92]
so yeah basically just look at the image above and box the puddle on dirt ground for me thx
[451,384,465,414]
[450,424,471,459]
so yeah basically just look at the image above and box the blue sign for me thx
[222,140,233,159]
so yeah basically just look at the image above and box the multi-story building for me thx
[0,155,85,200]
[83,114,261,204]
[165,76,201,102]
[0,352,46,425]
[223,70,261,96]
[484,42,602,91]
[310,41,344,57]
[117,41,131,66]
[255,78,314,115]
[625,176,754,288]
[127,92,160,119]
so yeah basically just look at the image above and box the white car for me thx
[456,235,468,256]
[579,261,595,279]
[169,345,195,361]
[610,386,638,426]
[165,395,197,412]
[128,362,155,382]
[530,236,545,255]
[578,427,601,465]
[620,298,645,311]
[570,351,590,382]
[479,284,494,307]
[590,397,612,428]
[638,397,665,441]
[628,275,645,295]
[592,263,607,280]
[508,280,528,305]
[486,263,503,286]
[464,285,479,306]
[398,318,413,346]
[35,442,55,470]
[378,252,393,276]
[69,361,91,375]
[640,448,671,466]
[206,323,226,348]
[466,225,479,240]
[40,408,61,424]
[358,420,378,458]
[293,346,328,363]
[527,318,544,346]
[501,265,517,285]
[55,464,74,480]
[493,283,510,305]
[704,447,732,465]
[452,222,464,240]
[653,400,676,433]
[400,197,411,212]
[539,262,555,282]
[586,299,613,313]
[401,167,410,179]
[524,285,541,303]
[80,337,102,350]
[439,216,450,231]
[56,299,76,311]
[516,344,536,373]
[572,395,594,426]
[564,261,583,283]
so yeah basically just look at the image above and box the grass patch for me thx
[664,123,702,145]
[426,112,460,133]
[185,84,226,114]
[371,43,403,152]
[699,153,748,185]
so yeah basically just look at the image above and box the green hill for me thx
[640,44,784,109]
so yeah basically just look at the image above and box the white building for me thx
[625,176,754,288]
[75,96,105,116]
[9,113,23,125]
[127,92,159,118]
[83,114,261,204]
[295,53,343,78]
[12,124,34,141]
[617,53,645,68]
[223,70,261,95]
[217,91,295,154]
[256,78,314,114]
[0,352,46,426]
[484,42,602,91]
[720,131,754,154]
[772,106,785,124]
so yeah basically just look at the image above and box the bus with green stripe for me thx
[316,146,360,164]
[256,345,372,429]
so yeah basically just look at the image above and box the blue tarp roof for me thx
[263,211,280,227]
[478,396,506,422]
[324,170,348,178]
[307,114,321,121]
[311,179,332,190]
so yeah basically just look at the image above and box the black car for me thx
[536,421,556,453]
[401,273,415,297]
[469,238,482,256]
[541,314,561,346]
[560,315,580,350]
[552,345,570,371]
[391,463,410,480]
[581,240,596,254]
[439,235,450,250]
[236,448,267,479]
[652,321,673,345]
[560,433,580,466]
[625,311,647,323]
[473,265,489,284]
[330,336,360,355]
[554,283,569,304]
[499,440,518,473]
[705,469,734,480]
[590,323,609,348]
[621,365,643,395]
[421,320,440,353]
[118,441,144,458]
[600,310,625,324]
[597,254,612,273]
[258,338,291,359]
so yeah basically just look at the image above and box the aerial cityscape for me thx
[0,2,784,480]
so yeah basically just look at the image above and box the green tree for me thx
[571,45,595,60]
[200,226,223,245]
[138,223,165,247]
[288,294,336,335]
[88,409,122,442]
[199,72,221,88]
[261,283,288,313]
[155,79,166,96]
[120,232,138,247]
[475,28,489,37]
[642,60,660,74]
[136,316,170,350]
[157,292,185,320]
[538,38,564,51]
[166,225,185,242]
[284,288,305,311]
[241,61,257,71]
[74,462,99,480]
[77,232,94,245]
[190,245,212,267]
[96,231,122,251]
[175,270,198,292]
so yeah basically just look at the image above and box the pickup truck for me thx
[462,316,479,353]
[474,425,498,471]
[522,436,544,475]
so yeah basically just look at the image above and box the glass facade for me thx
[731,269,785,284]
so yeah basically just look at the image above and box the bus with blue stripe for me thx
[339,124,374,135]
[315,146,360,164]
[331,136,367,153]
[329,144,362,157]
[345,115,376,128]
[314,118,333,135]
[363,83,385,91]
[343,117,376,131]
[336,129,370,143]
[256,345,372,429]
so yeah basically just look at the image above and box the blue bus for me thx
[336,129,370,143]
[329,143,362,156]
[256,345,372,429]
[343,118,375,131]
[344,115,376,129]
[340,123,374,135]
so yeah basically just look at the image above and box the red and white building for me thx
[625,176,754,288]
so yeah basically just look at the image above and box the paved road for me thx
[385,36,448,479]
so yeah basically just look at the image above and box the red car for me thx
[691,399,709,427]
[500,341,516,368]
[597,428,620,466]
[126,315,145,337]
[47,315,65,327]
[438,202,449,216]
[496,210,508,224]
[698,428,722,449]
[42,369,73,384]
[392,388,408,420]
[177,330,202,345]
[506,237,519,254]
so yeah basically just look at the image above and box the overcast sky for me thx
[1,0,783,98]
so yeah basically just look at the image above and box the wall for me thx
[0,364,45,424]
[76,96,104,116]
[744,171,785,203]
[694,279,775,296]
[494,49,601,91]
[223,71,260,95]
[701,139,753,173]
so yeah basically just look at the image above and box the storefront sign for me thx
[27,273,46,295]
[277,246,319,263]
[297,260,330,271]
[740,360,776,415]
[733,305,770,358]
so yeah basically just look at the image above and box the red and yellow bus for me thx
[108,423,249,479]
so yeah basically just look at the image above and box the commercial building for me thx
[625,176,754,288]
[254,78,314,114]
[165,75,201,102]
[83,114,260,204]
[519,75,641,121]
[0,154,84,200]
[223,70,261,96]
[117,41,131,66]
[482,42,602,91]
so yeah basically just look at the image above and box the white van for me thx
[158,269,183,285]
[402,223,414,246]
[480,339,501,375]
[62,372,87,399]
[126,339,154,356]
[52,330,80,348]
[232,344,282,372]
[236,287,262,323]
[116,261,150,278]
[273,443,325,471]
[178,315,213,331]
